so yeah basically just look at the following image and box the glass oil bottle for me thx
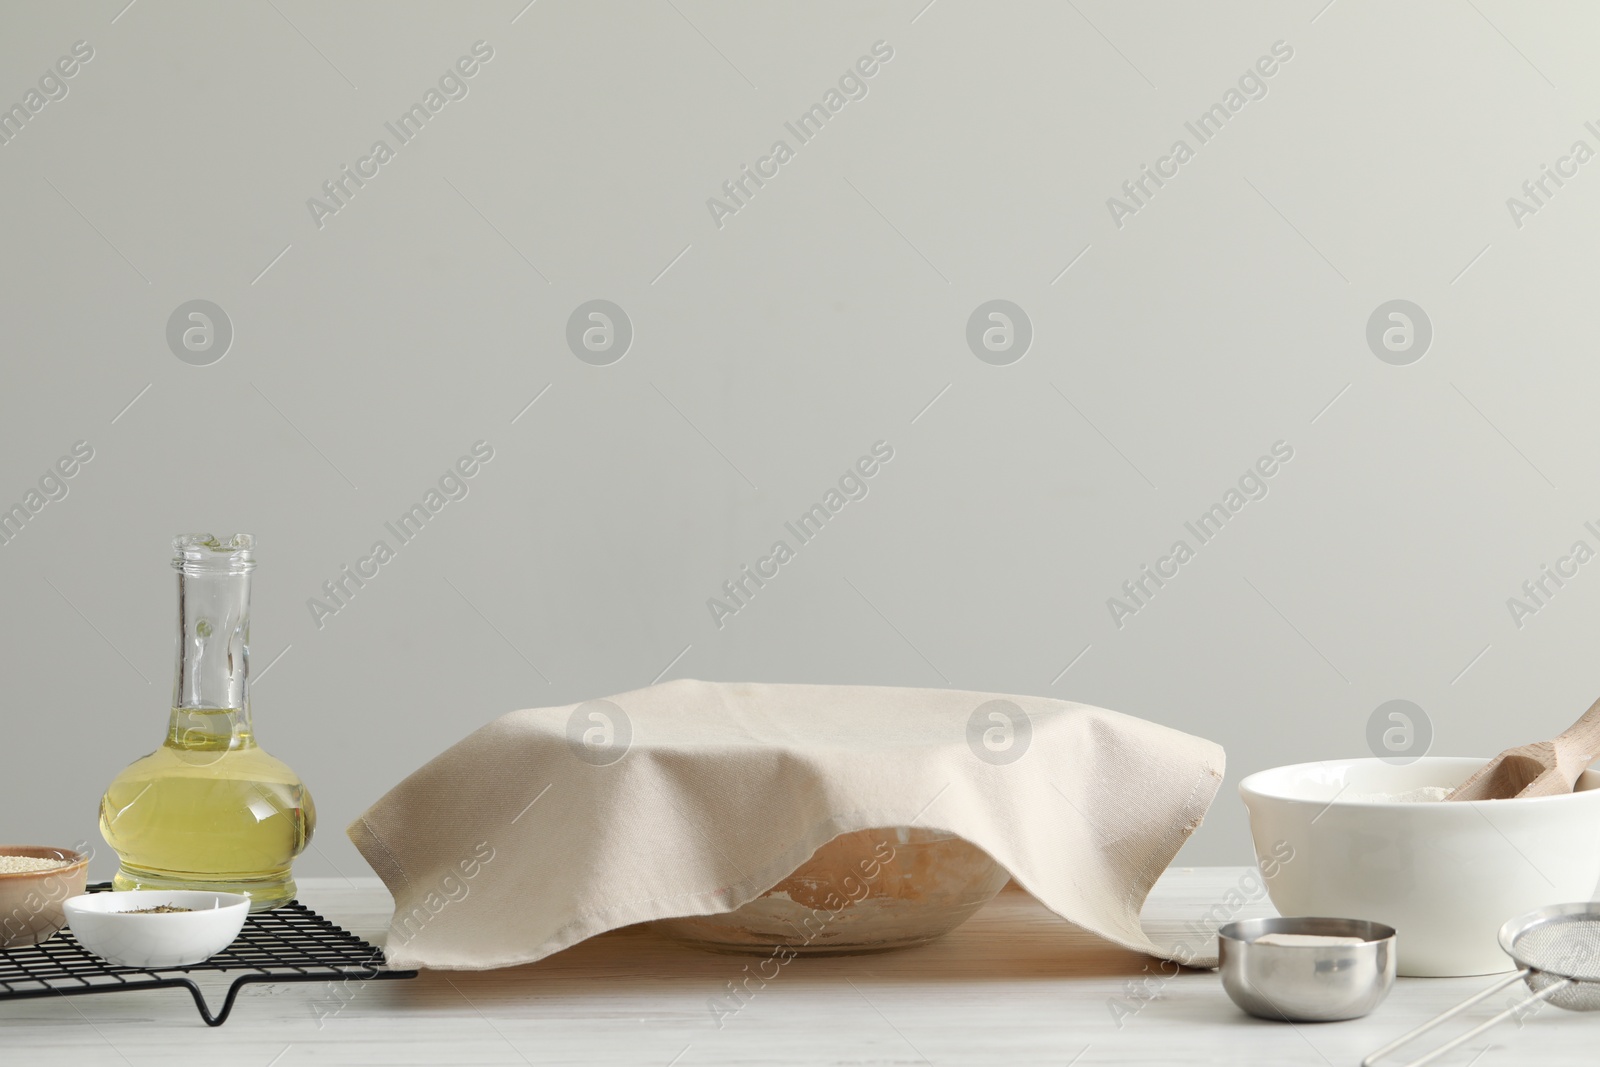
[99,534,315,911]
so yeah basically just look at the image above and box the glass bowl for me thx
[651,827,1008,955]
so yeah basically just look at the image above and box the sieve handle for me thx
[1361,970,1528,1067]
[1365,971,1573,1067]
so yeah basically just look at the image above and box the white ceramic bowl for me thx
[64,891,249,968]
[1240,757,1600,977]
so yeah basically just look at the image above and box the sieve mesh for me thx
[1510,915,1600,1011]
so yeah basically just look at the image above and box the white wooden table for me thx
[1,870,1583,1066]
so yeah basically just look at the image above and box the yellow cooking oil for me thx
[99,707,316,911]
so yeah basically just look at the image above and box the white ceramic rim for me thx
[64,890,250,916]
[1238,756,1600,808]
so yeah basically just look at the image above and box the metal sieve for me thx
[1364,903,1600,1067]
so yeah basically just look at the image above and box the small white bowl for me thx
[1240,757,1600,977]
[64,891,249,968]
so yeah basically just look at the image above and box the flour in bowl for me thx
[1342,785,1452,803]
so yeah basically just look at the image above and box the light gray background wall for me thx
[3,0,1598,882]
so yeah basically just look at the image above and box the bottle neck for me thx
[170,564,254,749]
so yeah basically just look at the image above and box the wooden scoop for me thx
[1448,695,1600,800]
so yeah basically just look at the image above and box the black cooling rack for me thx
[0,883,416,1025]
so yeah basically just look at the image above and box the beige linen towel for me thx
[349,680,1225,969]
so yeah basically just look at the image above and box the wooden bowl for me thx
[0,846,91,949]
[651,827,1009,955]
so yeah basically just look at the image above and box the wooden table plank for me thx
[0,869,1571,1066]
